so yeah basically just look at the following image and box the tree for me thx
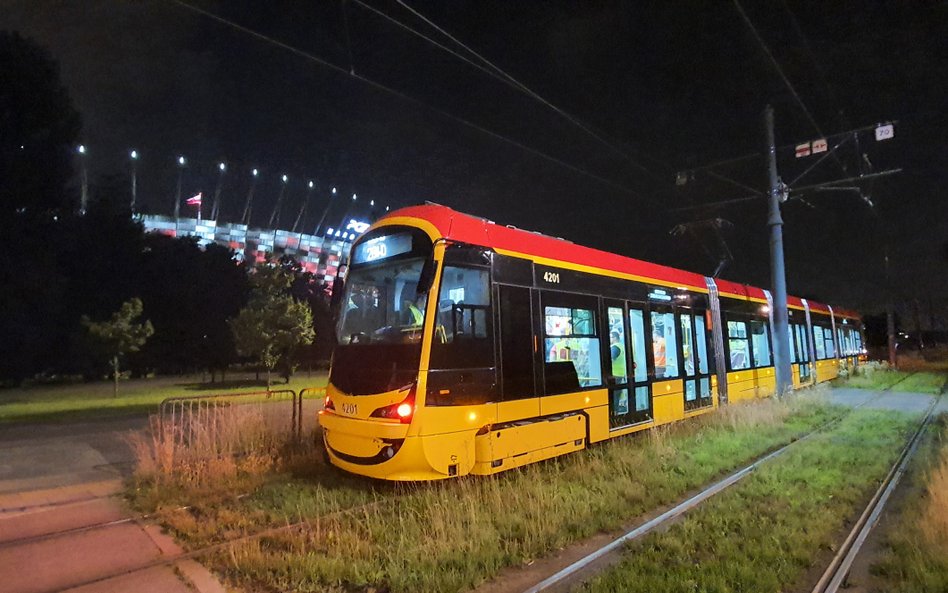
[82,298,154,396]
[230,266,315,388]
[0,32,81,216]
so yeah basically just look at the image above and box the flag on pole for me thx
[186,192,202,206]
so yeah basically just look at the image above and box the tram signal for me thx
[812,139,828,154]
[795,143,811,158]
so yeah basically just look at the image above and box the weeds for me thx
[148,392,843,593]
[581,409,916,593]
[871,415,948,591]
[837,362,947,393]
[126,402,324,510]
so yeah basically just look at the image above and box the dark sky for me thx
[3,0,946,318]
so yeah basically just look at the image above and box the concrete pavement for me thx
[0,416,226,593]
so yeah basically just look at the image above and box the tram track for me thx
[9,380,921,593]
[27,491,400,593]
[810,394,940,593]
[519,380,918,593]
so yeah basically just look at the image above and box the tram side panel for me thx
[810,311,840,383]
[718,295,777,401]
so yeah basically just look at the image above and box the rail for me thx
[810,395,940,593]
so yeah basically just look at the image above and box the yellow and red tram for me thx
[318,204,865,480]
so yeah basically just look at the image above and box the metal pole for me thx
[269,177,287,228]
[292,183,313,233]
[130,155,138,213]
[174,168,182,220]
[765,105,792,396]
[884,245,897,367]
[242,170,258,226]
[313,187,337,236]
[211,163,226,221]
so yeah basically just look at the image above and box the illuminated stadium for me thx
[141,215,370,283]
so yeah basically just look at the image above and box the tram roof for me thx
[376,204,859,322]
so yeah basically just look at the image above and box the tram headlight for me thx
[324,394,335,411]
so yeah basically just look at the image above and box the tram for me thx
[318,204,865,480]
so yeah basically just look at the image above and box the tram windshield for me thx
[336,258,429,345]
[331,226,433,395]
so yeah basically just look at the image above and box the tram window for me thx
[750,320,771,367]
[629,308,648,383]
[789,328,798,363]
[430,267,492,370]
[651,309,679,379]
[727,320,751,370]
[825,329,836,358]
[634,386,650,412]
[607,307,627,384]
[855,332,862,352]
[695,315,709,374]
[814,327,826,359]
[798,325,810,362]
[498,285,534,400]
[685,379,696,402]
[544,304,602,392]
[680,314,695,376]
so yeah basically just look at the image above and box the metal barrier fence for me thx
[158,386,325,449]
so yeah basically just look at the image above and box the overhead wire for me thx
[165,0,654,203]
[731,0,827,141]
[391,0,678,188]
[732,0,852,179]
[779,0,849,130]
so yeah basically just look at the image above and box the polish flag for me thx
[186,192,202,206]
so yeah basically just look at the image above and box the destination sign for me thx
[352,233,413,264]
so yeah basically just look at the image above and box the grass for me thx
[837,361,946,394]
[131,390,847,593]
[889,371,946,394]
[0,371,328,424]
[870,415,948,592]
[581,408,916,593]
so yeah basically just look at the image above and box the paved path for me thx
[826,387,939,414]
[0,416,225,593]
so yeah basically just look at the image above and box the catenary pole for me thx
[765,105,792,395]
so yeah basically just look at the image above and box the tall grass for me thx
[921,425,948,546]
[872,416,948,591]
[163,392,841,593]
[127,403,322,507]
[581,409,916,593]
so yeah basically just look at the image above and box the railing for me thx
[158,386,327,448]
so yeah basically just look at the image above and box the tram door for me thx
[792,323,812,384]
[606,301,651,428]
[680,309,714,410]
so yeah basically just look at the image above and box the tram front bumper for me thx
[319,411,445,480]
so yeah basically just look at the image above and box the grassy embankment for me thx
[580,409,917,592]
[131,390,846,593]
[870,415,948,592]
[838,362,945,394]
[0,372,328,424]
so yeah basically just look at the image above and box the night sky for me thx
[3,1,946,319]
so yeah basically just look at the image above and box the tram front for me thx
[319,224,446,479]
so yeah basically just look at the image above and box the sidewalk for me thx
[0,416,226,593]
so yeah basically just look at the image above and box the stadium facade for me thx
[141,214,364,285]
